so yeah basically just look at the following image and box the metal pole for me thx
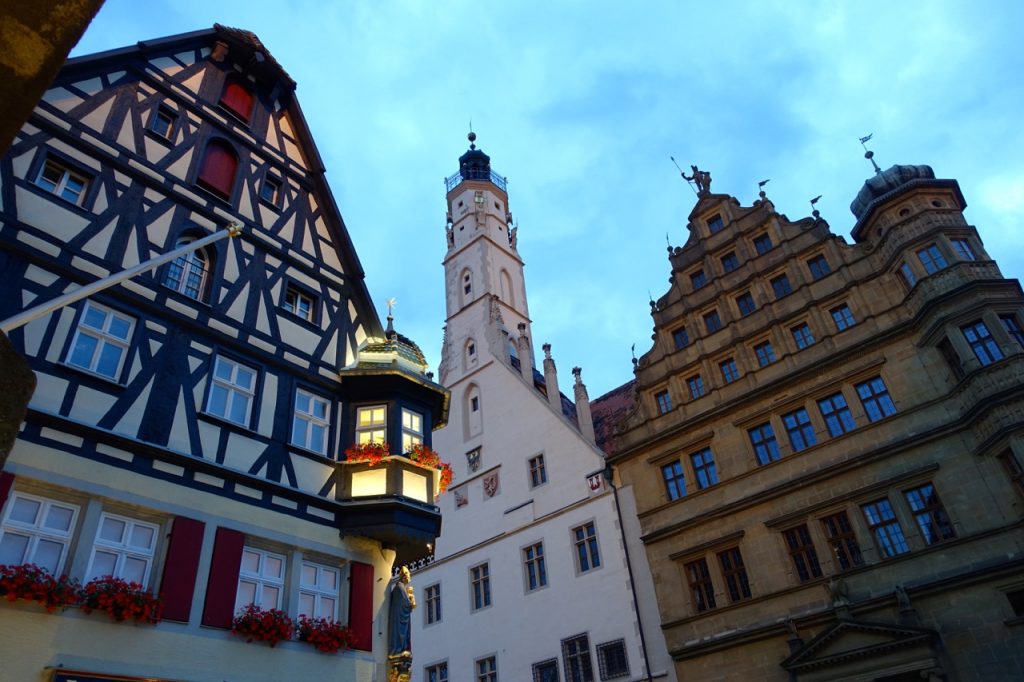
[0,222,242,333]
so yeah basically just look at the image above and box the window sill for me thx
[160,283,213,308]
[279,308,321,333]
[197,410,254,433]
[24,181,95,214]
[60,361,127,388]
[258,196,283,212]
[144,129,175,148]
[287,443,334,465]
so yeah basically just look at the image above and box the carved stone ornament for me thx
[483,471,500,498]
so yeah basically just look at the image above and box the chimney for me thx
[542,343,562,412]
[573,367,596,444]
[517,322,534,382]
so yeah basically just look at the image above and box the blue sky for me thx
[72,0,1024,399]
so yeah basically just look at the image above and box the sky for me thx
[71,0,1024,399]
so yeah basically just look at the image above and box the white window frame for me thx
[235,546,286,612]
[164,237,209,300]
[65,300,135,380]
[292,388,331,455]
[283,285,315,321]
[205,355,257,426]
[425,662,449,682]
[475,655,497,682]
[36,157,89,205]
[85,512,159,585]
[298,559,341,620]
[401,408,424,452]
[356,405,387,444]
[0,492,79,575]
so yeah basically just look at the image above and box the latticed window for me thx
[562,633,593,682]
[704,310,722,333]
[783,525,822,583]
[1000,315,1024,347]
[717,547,751,602]
[749,423,781,465]
[721,252,739,273]
[707,214,724,233]
[771,274,792,299]
[283,285,315,321]
[719,357,739,383]
[672,326,689,349]
[292,389,330,454]
[791,322,815,349]
[470,563,491,610]
[596,639,629,680]
[684,558,716,612]
[820,511,863,571]
[529,454,547,487]
[66,300,134,380]
[401,408,423,451]
[961,320,1003,365]
[235,547,286,611]
[903,483,956,545]
[523,542,547,591]
[573,522,601,573]
[807,254,830,279]
[356,405,386,444]
[861,498,909,557]
[818,392,856,436]
[690,269,707,290]
[783,408,817,451]
[690,448,718,489]
[164,238,210,300]
[0,492,79,574]
[426,662,449,682]
[424,583,441,624]
[736,292,756,316]
[754,341,776,366]
[899,262,917,288]
[86,512,158,584]
[856,377,897,422]
[299,560,341,619]
[831,304,856,331]
[753,233,773,255]
[916,243,948,274]
[36,157,89,205]
[661,460,686,501]
[951,238,976,261]
[532,659,559,682]
[687,374,706,400]
[206,355,257,426]
[476,656,497,682]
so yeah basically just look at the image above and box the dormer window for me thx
[707,214,724,234]
[219,78,255,122]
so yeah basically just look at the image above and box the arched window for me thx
[219,78,255,122]
[197,140,239,199]
[499,269,514,306]
[465,384,483,439]
[164,237,210,301]
[464,337,478,371]
[460,268,473,307]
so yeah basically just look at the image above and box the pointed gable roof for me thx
[781,618,937,675]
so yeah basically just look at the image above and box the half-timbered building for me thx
[0,25,446,682]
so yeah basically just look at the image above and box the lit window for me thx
[736,292,756,316]
[820,511,863,571]
[684,558,716,612]
[470,563,491,610]
[573,522,601,573]
[164,237,209,300]
[707,214,724,233]
[356,405,387,444]
[961,320,1003,365]
[476,656,497,682]
[704,310,722,333]
[562,634,593,682]
[686,374,706,400]
[1000,315,1024,347]
[66,300,134,380]
[818,392,856,436]
[86,512,159,584]
[807,254,830,280]
[235,547,286,612]
[283,285,316,321]
[903,483,956,545]
[748,423,780,465]
[951,238,976,261]
[523,542,547,591]
[150,107,175,140]
[753,341,776,367]
[690,269,707,290]
[36,157,89,205]
[753,233,773,255]
[424,583,441,624]
[219,79,255,122]
[528,454,547,488]
[916,244,947,274]
[899,262,917,288]
[861,498,909,557]
[830,304,856,331]
[260,176,281,205]
[596,639,630,680]
[720,252,739,273]
[782,408,817,452]
[717,547,751,602]
[791,323,815,350]
[292,389,330,454]
[532,659,559,682]
[0,492,79,574]
[661,460,686,501]
[298,560,340,619]
[197,139,239,199]
[401,408,423,452]
[426,662,449,682]
[690,448,718,489]
[654,390,672,415]
[672,327,689,349]
[855,377,896,422]
[205,355,257,426]
[771,274,792,299]
[719,358,739,383]
[782,525,822,583]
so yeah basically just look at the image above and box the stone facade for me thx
[610,166,1024,680]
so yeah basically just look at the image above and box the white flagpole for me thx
[0,222,243,333]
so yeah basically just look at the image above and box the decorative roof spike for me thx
[859,133,882,174]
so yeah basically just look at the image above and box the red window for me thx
[219,79,254,122]
[197,140,239,199]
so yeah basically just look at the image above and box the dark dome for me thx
[458,132,491,181]
[850,164,935,219]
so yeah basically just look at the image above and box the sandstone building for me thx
[610,163,1024,680]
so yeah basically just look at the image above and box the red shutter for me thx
[348,561,374,651]
[158,516,206,622]
[219,80,254,121]
[201,527,245,628]
[0,472,14,511]
[197,141,238,198]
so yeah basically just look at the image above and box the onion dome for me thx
[351,313,430,377]
[458,132,491,182]
[850,164,935,220]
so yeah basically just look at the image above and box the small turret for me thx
[573,367,596,444]
[542,343,562,412]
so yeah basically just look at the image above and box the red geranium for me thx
[231,603,295,647]
[0,563,80,612]
[344,441,390,466]
[405,444,454,494]
[297,614,355,653]
[81,576,163,624]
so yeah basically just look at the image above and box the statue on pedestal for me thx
[388,566,416,682]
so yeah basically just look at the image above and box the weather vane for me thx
[386,298,397,317]
[810,195,822,219]
[859,133,881,174]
